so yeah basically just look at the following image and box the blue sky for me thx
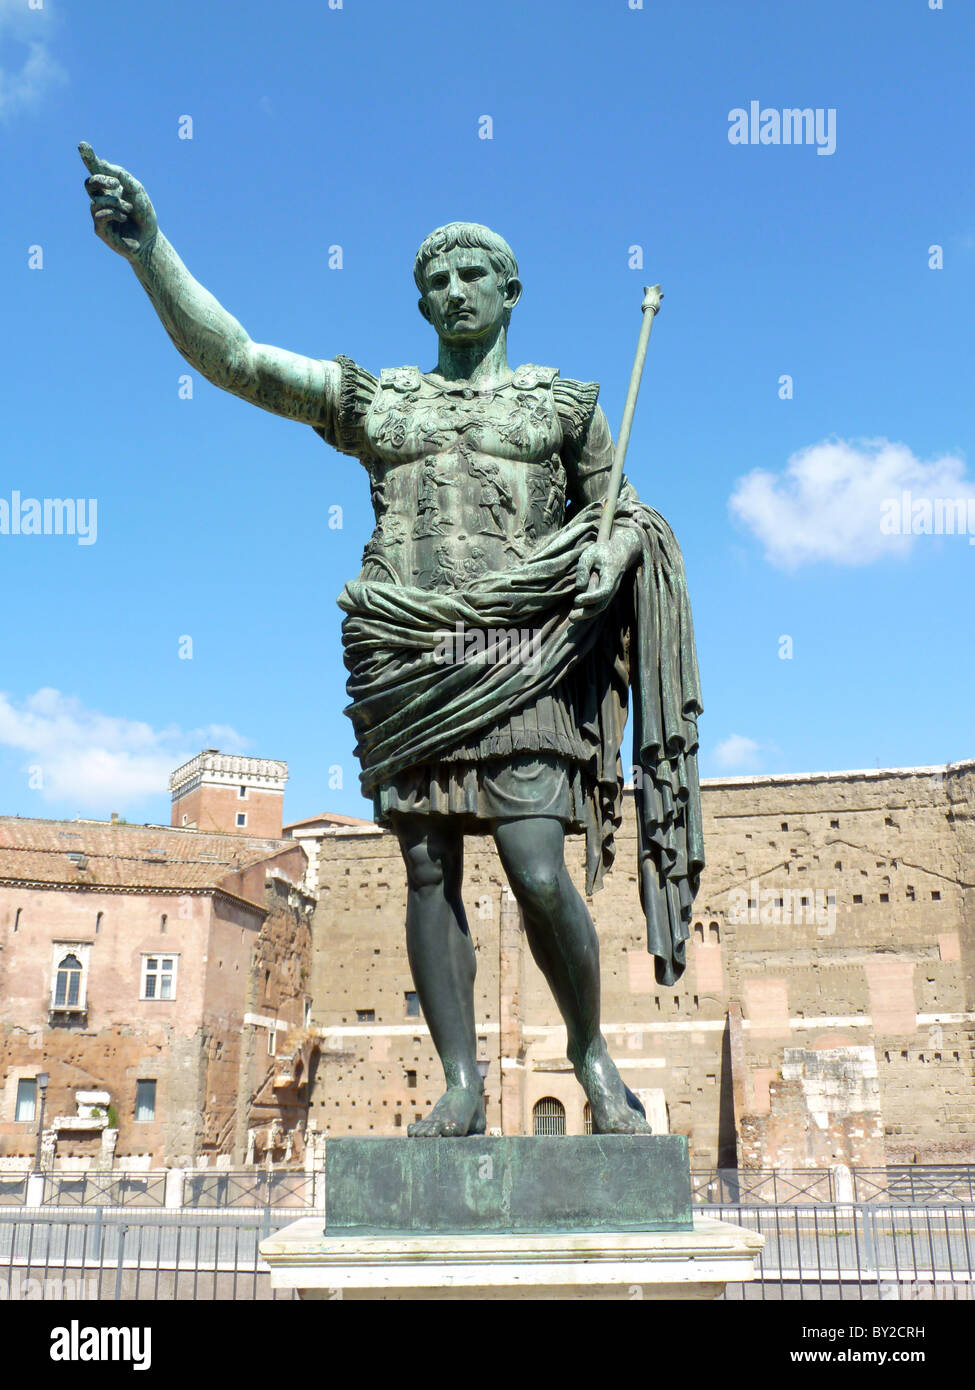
[1,0,972,826]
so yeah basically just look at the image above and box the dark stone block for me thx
[325,1135,692,1234]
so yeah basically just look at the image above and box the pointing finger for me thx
[79,142,130,185]
[79,141,107,174]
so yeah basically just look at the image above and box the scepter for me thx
[596,284,663,544]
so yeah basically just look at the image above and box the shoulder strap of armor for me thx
[379,365,422,392]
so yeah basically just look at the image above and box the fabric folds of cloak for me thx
[338,495,704,986]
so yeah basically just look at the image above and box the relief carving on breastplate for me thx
[362,514,407,564]
[412,457,458,539]
[430,542,487,591]
[468,455,515,537]
[497,392,553,451]
[361,367,566,589]
[374,408,412,451]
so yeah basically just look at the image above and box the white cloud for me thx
[729,437,975,569]
[0,0,66,119]
[0,688,248,811]
[713,734,761,772]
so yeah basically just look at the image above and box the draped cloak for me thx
[338,492,704,987]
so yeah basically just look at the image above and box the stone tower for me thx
[169,750,288,838]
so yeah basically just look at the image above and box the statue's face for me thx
[419,247,519,343]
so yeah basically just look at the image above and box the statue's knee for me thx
[404,844,448,893]
[511,862,562,915]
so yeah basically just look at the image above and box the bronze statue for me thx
[80,143,704,1138]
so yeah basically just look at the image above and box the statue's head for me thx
[414,222,522,343]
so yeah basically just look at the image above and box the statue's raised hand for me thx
[79,142,158,261]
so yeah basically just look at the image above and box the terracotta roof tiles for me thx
[0,817,293,895]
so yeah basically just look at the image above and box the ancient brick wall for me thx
[232,873,315,1163]
[306,763,975,1165]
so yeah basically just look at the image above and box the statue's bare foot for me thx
[576,1037,653,1134]
[408,1084,486,1138]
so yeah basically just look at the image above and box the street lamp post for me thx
[32,1073,50,1174]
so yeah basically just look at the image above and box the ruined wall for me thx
[232,872,315,1163]
[709,766,975,1166]
[737,1045,886,1170]
[306,763,975,1165]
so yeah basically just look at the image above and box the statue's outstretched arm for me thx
[79,143,339,427]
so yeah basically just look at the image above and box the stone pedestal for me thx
[325,1135,693,1233]
[261,1215,764,1300]
[260,1137,763,1300]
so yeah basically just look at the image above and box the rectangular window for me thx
[356,1009,375,1024]
[238,785,248,799]
[135,1080,156,1122]
[55,964,80,1006]
[267,1028,277,1056]
[405,992,420,1018]
[236,812,247,827]
[15,1078,37,1123]
[141,955,177,1000]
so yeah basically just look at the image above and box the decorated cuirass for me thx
[358,364,568,589]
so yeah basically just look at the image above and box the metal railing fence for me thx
[1,1200,972,1301]
[181,1169,315,1209]
[0,1168,319,1210]
[0,1208,301,1301]
[0,1176,28,1207]
[5,1165,975,1210]
[710,1202,975,1300]
[41,1172,167,1208]
[692,1166,975,1206]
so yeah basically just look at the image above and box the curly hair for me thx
[413,222,519,296]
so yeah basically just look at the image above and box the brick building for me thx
[169,750,289,839]
[297,760,975,1169]
[2,752,971,1173]
[0,754,317,1170]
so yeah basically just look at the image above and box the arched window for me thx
[54,954,83,1008]
[532,1097,566,1137]
[583,1102,593,1135]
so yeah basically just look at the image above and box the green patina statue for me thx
[80,143,704,1138]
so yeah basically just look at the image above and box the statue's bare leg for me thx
[393,812,485,1138]
[493,816,652,1135]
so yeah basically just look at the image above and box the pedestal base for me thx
[260,1216,764,1300]
[323,1135,693,1232]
